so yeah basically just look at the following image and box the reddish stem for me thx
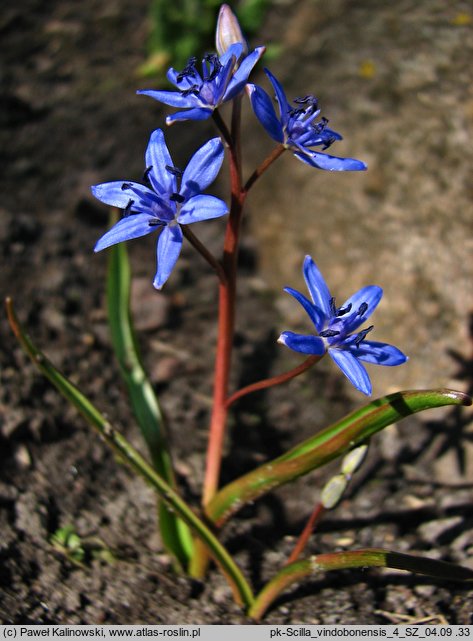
[286,502,326,566]
[225,354,321,409]
[203,111,245,506]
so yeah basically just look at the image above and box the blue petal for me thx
[340,285,383,334]
[278,331,325,355]
[303,256,332,320]
[283,286,326,333]
[167,67,201,89]
[219,42,244,67]
[225,46,266,101]
[178,195,228,224]
[166,107,213,125]
[212,54,237,104]
[154,224,183,289]
[264,69,289,124]
[180,138,224,200]
[94,214,156,252]
[91,181,156,212]
[137,89,199,108]
[347,340,408,366]
[145,129,176,196]
[329,349,372,395]
[247,84,284,143]
[294,150,367,171]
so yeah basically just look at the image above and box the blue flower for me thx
[247,69,367,171]
[92,129,227,289]
[138,44,265,125]
[278,256,407,395]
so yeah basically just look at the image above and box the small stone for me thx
[418,516,463,545]
[14,444,32,469]
[131,278,170,331]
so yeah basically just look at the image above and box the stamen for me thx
[181,85,201,97]
[329,297,337,317]
[313,117,329,134]
[177,56,198,82]
[123,199,134,216]
[165,165,183,177]
[143,166,153,182]
[294,95,318,107]
[320,329,340,338]
[354,325,374,347]
[170,193,185,203]
[148,219,161,227]
[357,302,368,317]
[336,303,352,317]
[121,182,132,191]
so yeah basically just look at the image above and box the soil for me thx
[1,0,472,625]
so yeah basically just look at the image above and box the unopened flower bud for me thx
[321,474,348,509]
[216,4,248,57]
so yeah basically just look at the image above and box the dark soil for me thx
[1,0,472,625]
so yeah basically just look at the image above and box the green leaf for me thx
[5,297,254,608]
[207,389,471,526]
[249,548,473,620]
[106,225,194,569]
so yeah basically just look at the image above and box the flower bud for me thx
[321,474,348,509]
[216,4,248,56]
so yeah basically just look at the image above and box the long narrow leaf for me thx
[249,548,473,620]
[106,225,193,568]
[207,389,471,526]
[5,298,254,608]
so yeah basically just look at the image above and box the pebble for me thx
[417,516,463,545]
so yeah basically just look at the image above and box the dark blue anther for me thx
[354,325,374,346]
[143,166,153,183]
[181,85,201,97]
[124,199,134,216]
[320,329,341,338]
[148,219,161,227]
[121,182,131,191]
[336,303,352,317]
[165,165,183,177]
[357,302,368,317]
[170,193,185,203]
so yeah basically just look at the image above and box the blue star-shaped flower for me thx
[247,69,367,171]
[92,129,227,289]
[278,256,407,395]
[138,44,265,125]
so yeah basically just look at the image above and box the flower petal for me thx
[154,224,183,289]
[347,340,408,366]
[145,129,176,195]
[94,214,156,252]
[219,42,244,67]
[340,285,383,334]
[178,195,228,224]
[264,68,289,123]
[294,150,367,171]
[278,331,325,355]
[329,349,372,395]
[180,138,225,200]
[167,67,201,89]
[303,256,332,320]
[137,89,199,108]
[91,181,156,211]
[212,54,237,104]
[225,46,266,101]
[284,286,326,333]
[247,84,284,143]
[166,107,213,125]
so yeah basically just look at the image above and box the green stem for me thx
[5,297,254,609]
[249,549,473,620]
